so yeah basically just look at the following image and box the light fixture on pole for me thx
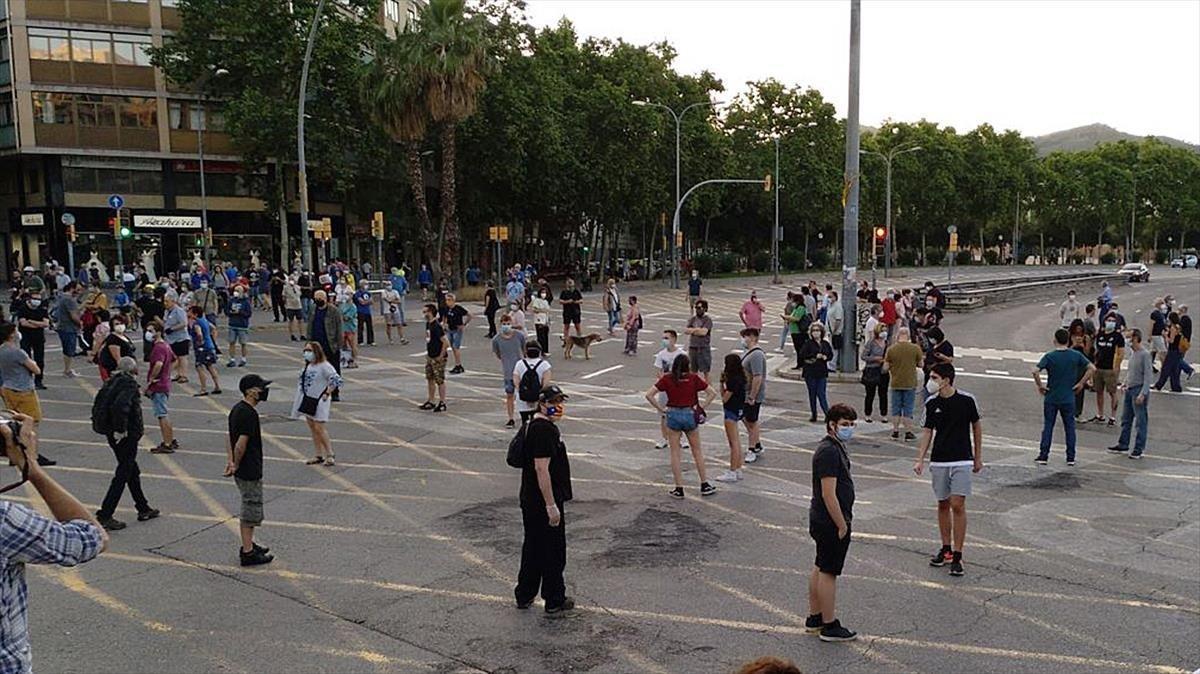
[860,142,921,277]
[297,0,326,275]
[195,67,228,272]
[632,98,721,290]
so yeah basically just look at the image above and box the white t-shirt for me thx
[512,358,552,412]
[654,347,685,374]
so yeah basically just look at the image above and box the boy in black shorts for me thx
[806,403,858,642]
[558,278,583,340]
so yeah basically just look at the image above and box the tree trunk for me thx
[921,231,927,265]
[439,122,460,284]
[404,143,437,275]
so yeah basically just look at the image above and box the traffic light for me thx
[372,211,385,240]
[66,224,77,242]
[110,215,119,237]
[874,226,887,242]
[763,173,772,192]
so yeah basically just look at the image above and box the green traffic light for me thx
[120,226,131,238]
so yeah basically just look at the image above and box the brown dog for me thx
[561,333,603,359]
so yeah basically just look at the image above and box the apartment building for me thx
[0,0,413,279]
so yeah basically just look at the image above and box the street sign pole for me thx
[62,213,76,278]
[839,0,862,374]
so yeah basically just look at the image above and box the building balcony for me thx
[29,60,156,90]
[27,0,152,27]
[170,129,234,156]
[34,121,161,152]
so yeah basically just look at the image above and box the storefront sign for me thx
[21,213,45,226]
[134,214,203,230]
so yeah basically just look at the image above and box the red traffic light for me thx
[874,226,887,240]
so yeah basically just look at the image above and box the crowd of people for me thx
[0,256,1192,668]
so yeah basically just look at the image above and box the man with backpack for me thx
[492,315,527,428]
[91,357,159,531]
[512,385,575,615]
[739,327,768,464]
[513,344,552,425]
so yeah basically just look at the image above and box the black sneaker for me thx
[433,401,446,412]
[418,401,435,410]
[97,516,126,531]
[818,619,858,642]
[1108,445,1129,454]
[1034,457,1048,465]
[1066,460,1076,467]
[808,415,818,423]
[240,547,274,567]
[929,546,952,567]
[949,558,964,577]
[450,365,465,374]
[904,431,917,441]
[804,613,825,634]
[36,455,57,467]
[699,482,717,496]
[169,439,179,450]
[890,431,900,440]
[136,508,160,522]
[545,597,575,615]
[515,598,534,610]
[668,487,684,500]
[151,443,175,454]
[253,542,271,555]
[505,419,516,428]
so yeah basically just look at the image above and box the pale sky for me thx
[524,0,1200,144]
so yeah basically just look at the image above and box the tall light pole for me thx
[632,99,720,289]
[195,67,228,272]
[772,135,780,284]
[839,0,862,374]
[860,142,921,277]
[297,0,326,274]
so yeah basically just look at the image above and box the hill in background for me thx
[1030,123,1199,155]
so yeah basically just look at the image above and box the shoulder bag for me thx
[297,364,321,416]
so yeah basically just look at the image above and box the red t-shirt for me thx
[881,297,898,326]
[655,373,707,408]
[146,340,175,394]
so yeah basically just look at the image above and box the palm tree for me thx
[361,0,487,279]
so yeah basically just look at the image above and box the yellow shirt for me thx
[884,341,923,390]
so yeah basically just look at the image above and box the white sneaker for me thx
[715,470,741,483]
[743,451,758,464]
[680,440,689,449]
[654,440,669,449]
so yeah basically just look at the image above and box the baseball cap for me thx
[22,266,34,272]
[238,374,272,394]
[538,385,569,403]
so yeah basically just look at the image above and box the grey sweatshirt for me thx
[1123,347,1153,397]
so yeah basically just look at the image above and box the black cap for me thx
[238,374,272,394]
[538,385,569,403]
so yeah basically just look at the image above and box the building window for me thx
[32,92,73,124]
[28,29,70,62]
[75,94,118,127]
[168,101,183,129]
[0,34,10,67]
[385,0,400,21]
[189,104,205,131]
[113,33,153,66]
[71,31,114,64]
[0,101,13,127]
[121,96,157,128]
[407,6,417,25]
[161,0,180,6]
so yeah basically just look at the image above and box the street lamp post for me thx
[839,0,862,374]
[297,0,326,275]
[632,99,719,290]
[195,68,228,272]
[860,142,921,277]
[772,136,780,284]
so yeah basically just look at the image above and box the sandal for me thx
[305,457,324,465]
[192,391,209,397]
[323,457,336,467]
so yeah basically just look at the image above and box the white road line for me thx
[581,364,624,380]
[979,355,1003,361]
[985,369,1010,376]
[1043,302,1055,307]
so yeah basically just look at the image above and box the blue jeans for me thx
[607,309,620,331]
[301,297,314,329]
[780,324,790,350]
[1038,399,1077,462]
[1117,388,1149,454]
[806,377,829,419]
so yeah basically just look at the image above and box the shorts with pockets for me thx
[665,407,698,433]
[228,326,249,345]
[170,340,191,358]
[448,328,464,350]
[930,463,973,501]
[1093,368,1118,394]
[150,391,170,418]
[723,407,744,422]
[194,346,217,367]
[890,387,916,418]
[563,310,581,326]
[425,355,446,384]
[1,388,42,423]
[742,402,762,423]
[286,309,303,321]
[57,330,79,358]
[1150,335,1166,352]
[688,347,712,373]
[235,478,264,526]
[810,521,851,576]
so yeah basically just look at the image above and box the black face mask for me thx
[257,387,271,402]
[315,300,326,308]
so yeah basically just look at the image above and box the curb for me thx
[774,367,862,384]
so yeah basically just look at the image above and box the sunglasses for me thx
[0,412,30,495]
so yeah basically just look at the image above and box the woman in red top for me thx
[880,290,898,329]
[644,353,717,499]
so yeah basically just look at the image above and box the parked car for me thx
[1169,255,1198,269]
[1117,262,1150,282]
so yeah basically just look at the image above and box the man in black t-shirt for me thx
[515,385,575,615]
[420,304,449,412]
[1091,320,1125,425]
[922,327,954,383]
[558,279,583,340]
[806,403,858,642]
[442,293,471,375]
[135,287,165,362]
[913,363,982,578]
[16,291,50,389]
[225,374,273,567]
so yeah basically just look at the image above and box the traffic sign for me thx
[947,225,957,234]
[61,212,76,226]
[108,194,124,210]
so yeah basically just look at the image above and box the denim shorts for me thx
[150,391,169,418]
[228,327,249,344]
[57,330,79,357]
[448,328,464,349]
[723,407,744,422]
[890,387,916,418]
[665,407,697,432]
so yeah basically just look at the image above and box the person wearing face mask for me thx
[483,280,501,339]
[513,385,575,614]
[419,304,449,412]
[1031,329,1095,466]
[442,293,471,374]
[492,314,528,428]
[92,357,160,531]
[16,292,50,390]
[53,281,84,378]
[225,284,253,368]
[558,278,583,342]
[354,280,375,347]
[685,300,714,381]
[826,291,844,368]
[144,319,177,454]
[806,402,859,642]
[739,291,764,331]
[283,275,304,341]
[622,296,642,356]
[0,323,45,439]
[1148,297,1167,370]
[913,363,982,578]
[293,342,343,466]
[1059,290,1081,329]
[739,327,767,462]
[799,323,834,422]
[99,315,136,383]
[687,270,702,310]
[1089,316,1125,426]
[307,290,343,386]
[652,330,687,450]
[603,278,622,337]
[226,374,273,566]
[859,324,890,423]
[1109,328,1153,459]
[531,287,552,356]
[505,301,526,333]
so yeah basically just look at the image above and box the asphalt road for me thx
[21,265,1200,674]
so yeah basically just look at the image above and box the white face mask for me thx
[114,324,127,334]
[145,330,156,342]
[926,378,942,394]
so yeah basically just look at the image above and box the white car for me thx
[1169,255,1198,269]
[1117,263,1150,282]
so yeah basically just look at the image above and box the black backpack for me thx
[517,359,543,403]
[506,425,528,468]
[90,379,114,435]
